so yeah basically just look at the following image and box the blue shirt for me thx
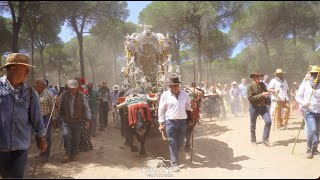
[238,83,248,98]
[0,76,46,151]
[48,87,58,96]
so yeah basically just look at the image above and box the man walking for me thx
[98,82,111,131]
[295,65,320,159]
[247,71,272,147]
[239,78,248,114]
[59,79,91,163]
[87,82,99,137]
[111,85,120,128]
[268,69,290,130]
[34,78,56,163]
[158,75,192,172]
[230,81,240,117]
[0,53,47,178]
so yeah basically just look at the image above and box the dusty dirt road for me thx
[26,112,320,179]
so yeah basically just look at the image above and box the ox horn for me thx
[147,94,158,102]
[116,101,126,109]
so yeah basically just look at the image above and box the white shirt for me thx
[295,81,320,113]
[268,78,290,101]
[158,89,192,123]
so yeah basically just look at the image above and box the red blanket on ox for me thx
[128,103,152,127]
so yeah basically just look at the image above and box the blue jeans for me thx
[37,115,51,160]
[249,104,272,142]
[62,121,82,156]
[304,111,320,149]
[0,150,28,178]
[165,119,186,165]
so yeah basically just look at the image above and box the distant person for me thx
[0,53,47,178]
[239,78,248,114]
[98,82,111,131]
[268,69,290,130]
[247,71,272,147]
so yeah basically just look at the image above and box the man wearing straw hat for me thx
[0,53,47,178]
[295,65,320,159]
[230,81,240,117]
[268,68,290,130]
[158,74,192,172]
[98,82,111,131]
[247,71,273,147]
[111,85,120,128]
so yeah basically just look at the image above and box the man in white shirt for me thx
[158,75,192,172]
[268,69,290,130]
[295,65,320,159]
[238,78,248,114]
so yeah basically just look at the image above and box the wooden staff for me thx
[191,58,196,162]
[292,71,319,154]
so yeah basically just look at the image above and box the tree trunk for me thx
[197,37,202,82]
[58,62,62,86]
[12,24,20,53]
[112,43,117,84]
[89,60,95,85]
[292,28,297,47]
[263,41,270,56]
[209,61,212,83]
[40,48,46,80]
[77,34,85,78]
[31,36,35,82]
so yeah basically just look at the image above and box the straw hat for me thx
[167,74,182,85]
[112,85,120,91]
[274,68,286,75]
[1,53,35,69]
[100,82,108,87]
[250,71,263,78]
[310,65,320,73]
[232,81,237,85]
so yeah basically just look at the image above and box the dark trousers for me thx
[166,119,186,165]
[37,115,51,160]
[90,108,98,136]
[99,102,109,128]
[62,121,82,156]
[249,104,272,142]
[0,150,28,178]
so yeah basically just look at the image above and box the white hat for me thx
[112,85,120,91]
[232,81,237,85]
[67,79,79,89]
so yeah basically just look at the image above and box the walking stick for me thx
[292,72,319,155]
[33,98,57,176]
[272,92,279,131]
[191,58,196,162]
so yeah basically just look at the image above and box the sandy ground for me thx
[25,112,320,179]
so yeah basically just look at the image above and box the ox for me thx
[117,87,158,155]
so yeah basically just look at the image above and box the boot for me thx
[61,154,71,163]
[306,148,313,159]
[312,147,319,156]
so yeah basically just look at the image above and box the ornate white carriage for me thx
[121,24,180,91]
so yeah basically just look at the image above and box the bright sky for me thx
[1,1,244,58]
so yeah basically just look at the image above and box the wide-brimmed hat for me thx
[1,53,35,69]
[310,65,320,73]
[250,71,263,78]
[100,82,108,87]
[112,85,120,91]
[232,81,237,85]
[167,76,182,85]
[274,68,286,75]
[67,79,79,89]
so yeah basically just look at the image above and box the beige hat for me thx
[100,82,108,87]
[274,68,286,75]
[112,85,120,91]
[310,65,320,73]
[232,81,237,85]
[1,53,35,69]
[67,79,79,89]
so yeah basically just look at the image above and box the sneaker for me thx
[262,140,273,147]
[306,148,313,159]
[172,165,180,172]
[251,141,258,147]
